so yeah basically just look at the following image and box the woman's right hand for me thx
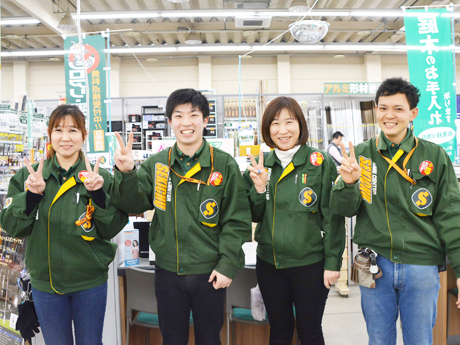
[339,141,361,185]
[24,157,46,195]
[114,132,135,173]
[247,150,268,194]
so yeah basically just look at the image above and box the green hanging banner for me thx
[404,8,457,162]
[64,35,108,154]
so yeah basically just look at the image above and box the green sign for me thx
[404,8,456,162]
[324,82,381,95]
[64,35,108,153]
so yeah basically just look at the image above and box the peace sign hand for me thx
[339,141,361,185]
[247,150,268,194]
[24,157,46,195]
[114,132,134,173]
[84,157,104,191]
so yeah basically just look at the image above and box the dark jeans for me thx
[256,257,329,345]
[155,265,226,345]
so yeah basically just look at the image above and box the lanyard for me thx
[375,136,418,185]
[168,145,214,185]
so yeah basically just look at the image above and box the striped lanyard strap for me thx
[168,145,214,185]
[376,136,418,186]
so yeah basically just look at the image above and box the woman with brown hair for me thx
[0,104,128,345]
[243,96,345,345]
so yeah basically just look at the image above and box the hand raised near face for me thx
[114,132,134,173]
[24,157,45,195]
[246,150,268,194]
[83,157,104,191]
[339,141,361,185]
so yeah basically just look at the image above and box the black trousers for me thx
[154,265,226,345]
[256,257,330,345]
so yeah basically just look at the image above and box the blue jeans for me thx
[359,255,439,345]
[32,282,108,345]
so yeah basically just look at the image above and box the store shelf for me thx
[0,141,22,144]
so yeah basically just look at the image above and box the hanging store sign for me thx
[323,82,381,95]
[404,8,457,162]
[64,35,108,154]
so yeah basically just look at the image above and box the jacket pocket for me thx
[294,168,321,213]
[197,185,224,227]
[406,172,436,216]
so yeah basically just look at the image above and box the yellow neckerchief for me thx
[168,145,214,185]
[376,136,418,185]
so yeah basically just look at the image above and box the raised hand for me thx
[247,150,268,193]
[83,157,104,191]
[339,141,361,185]
[114,132,134,173]
[24,157,46,195]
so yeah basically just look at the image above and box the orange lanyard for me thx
[376,136,418,186]
[168,145,214,185]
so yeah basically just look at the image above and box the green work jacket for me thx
[243,145,345,271]
[331,130,460,277]
[110,140,252,279]
[0,157,128,294]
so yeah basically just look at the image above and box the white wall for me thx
[3,54,460,101]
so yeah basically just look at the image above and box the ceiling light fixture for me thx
[49,57,61,61]
[333,54,345,58]
[289,0,310,12]
[146,58,158,62]
[185,29,202,45]
[289,20,329,44]
[57,10,77,31]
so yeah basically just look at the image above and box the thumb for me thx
[208,271,216,283]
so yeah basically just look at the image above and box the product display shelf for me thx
[204,98,217,139]
[142,105,168,151]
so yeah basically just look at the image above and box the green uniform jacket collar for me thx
[377,129,416,154]
[170,139,211,168]
[264,144,310,168]
[42,155,88,184]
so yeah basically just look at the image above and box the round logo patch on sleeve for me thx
[4,198,12,209]
[209,172,223,186]
[310,152,324,166]
[298,187,317,207]
[419,161,433,176]
[411,188,432,209]
[200,199,219,219]
[79,171,89,182]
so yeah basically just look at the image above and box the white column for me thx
[13,60,29,99]
[364,55,382,82]
[198,56,212,90]
[109,56,121,98]
[277,55,291,94]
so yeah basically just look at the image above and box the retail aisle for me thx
[323,285,404,345]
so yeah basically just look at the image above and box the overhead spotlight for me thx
[57,10,77,31]
[333,54,345,59]
[168,0,189,3]
[289,0,310,12]
[289,20,329,44]
[185,31,202,45]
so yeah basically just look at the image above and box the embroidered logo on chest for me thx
[411,188,432,209]
[298,187,317,207]
[200,199,219,219]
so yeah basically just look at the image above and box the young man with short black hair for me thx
[331,77,460,345]
[111,88,252,345]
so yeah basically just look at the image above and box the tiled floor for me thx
[323,285,404,345]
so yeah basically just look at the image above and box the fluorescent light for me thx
[76,12,160,20]
[266,11,351,17]
[255,45,324,51]
[108,47,177,53]
[1,18,40,25]
[1,50,71,57]
[178,45,250,52]
[324,44,396,51]
[160,11,256,17]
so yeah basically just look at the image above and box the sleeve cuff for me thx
[88,189,106,209]
[25,191,44,216]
